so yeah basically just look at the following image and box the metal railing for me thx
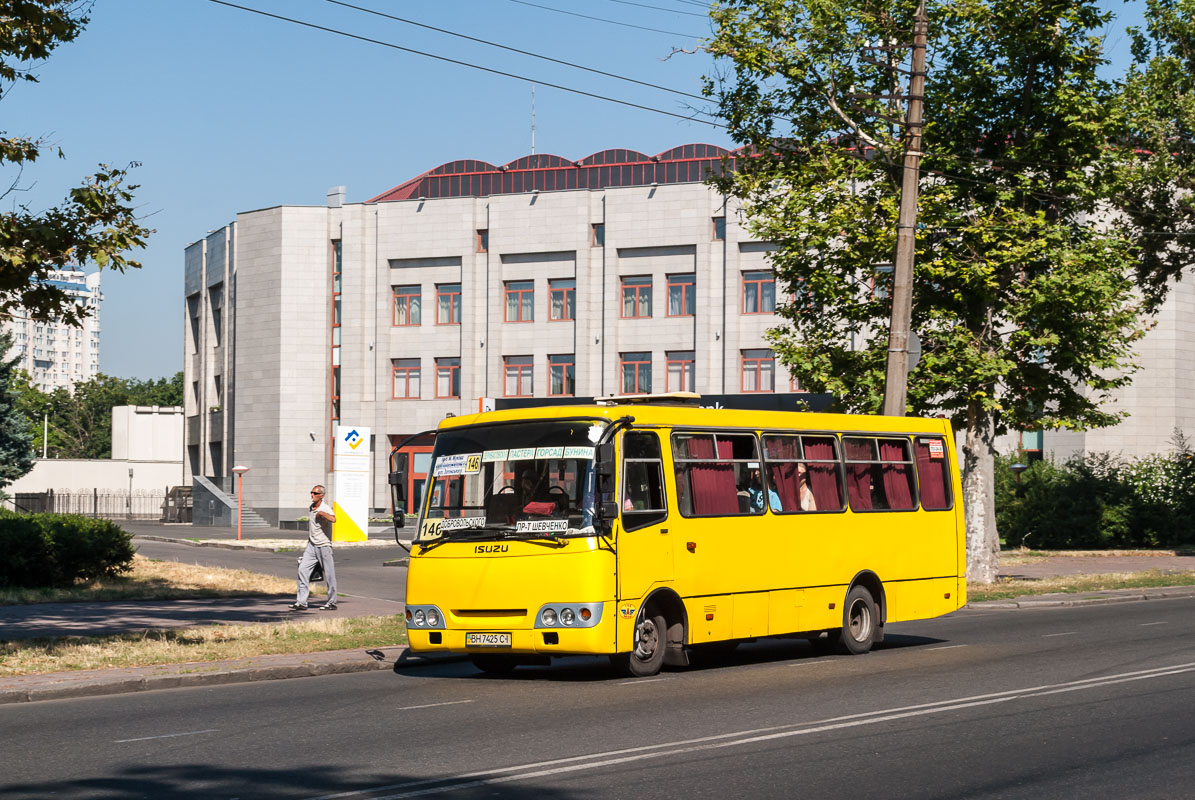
[13,489,174,521]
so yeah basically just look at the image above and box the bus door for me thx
[616,430,673,605]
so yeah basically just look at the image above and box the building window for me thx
[712,216,726,241]
[741,349,775,393]
[331,241,341,422]
[504,280,534,322]
[621,276,652,319]
[393,285,421,326]
[621,351,652,394]
[476,229,489,253]
[209,284,223,347]
[504,355,534,396]
[392,358,420,399]
[435,357,461,398]
[549,278,575,321]
[436,284,461,325]
[667,274,696,317]
[548,354,575,396]
[871,263,894,300]
[666,351,695,392]
[743,271,776,314]
[592,222,605,247]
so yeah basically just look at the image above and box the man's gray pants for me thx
[296,543,337,606]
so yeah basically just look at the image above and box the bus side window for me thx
[915,438,952,510]
[622,432,667,531]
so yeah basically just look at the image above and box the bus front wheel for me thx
[830,585,878,655]
[612,611,667,677]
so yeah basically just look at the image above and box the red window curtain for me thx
[766,437,801,511]
[804,440,843,511]
[689,436,739,515]
[880,441,916,510]
[915,440,950,510]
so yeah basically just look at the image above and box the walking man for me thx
[291,484,338,611]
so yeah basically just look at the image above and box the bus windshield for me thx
[417,419,607,542]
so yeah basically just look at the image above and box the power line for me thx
[598,0,710,18]
[205,0,723,128]
[320,0,705,101]
[504,0,702,38]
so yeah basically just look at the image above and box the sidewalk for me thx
[2,549,1192,705]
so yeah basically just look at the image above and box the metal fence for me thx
[13,489,172,520]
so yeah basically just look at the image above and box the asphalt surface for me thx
[1,522,1193,705]
[2,597,1193,799]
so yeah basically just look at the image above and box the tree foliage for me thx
[14,371,183,459]
[0,0,150,326]
[705,0,1195,580]
[0,330,34,488]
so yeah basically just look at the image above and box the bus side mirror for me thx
[389,454,409,529]
[595,443,616,495]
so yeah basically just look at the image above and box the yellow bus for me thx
[391,395,965,677]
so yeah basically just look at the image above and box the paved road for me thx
[2,597,1191,799]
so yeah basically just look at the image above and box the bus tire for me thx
[470,654,518,674]
[832,585,878,655]
[612,611,667,677]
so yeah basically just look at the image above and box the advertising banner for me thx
[333,425,371,542]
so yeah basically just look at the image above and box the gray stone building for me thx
[184,143,1195,525]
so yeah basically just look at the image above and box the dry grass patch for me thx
[0,554,324,606]
[0,615,408,676]
[968,569,1195,602]
[998,548,1189,566]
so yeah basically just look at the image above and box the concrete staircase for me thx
[193,475,272,528]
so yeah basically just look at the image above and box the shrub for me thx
[997,446,1195,549]
[0,512,134,589]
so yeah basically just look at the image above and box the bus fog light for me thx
[542,608,558,626]
[413,609,426,627]
[426,609,441,627]
[561,608,576,625]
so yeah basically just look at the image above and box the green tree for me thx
[706,1,1193,582]
[12,371,184,459]
[0,0,150,325]
[0,331,34,488]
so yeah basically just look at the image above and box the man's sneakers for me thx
[319,602,338,611]
[288,603,308,611]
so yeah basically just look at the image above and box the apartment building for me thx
[2,269,102,392]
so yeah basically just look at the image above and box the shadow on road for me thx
[0,762,601,800]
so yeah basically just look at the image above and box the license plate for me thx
[465,632,512,648]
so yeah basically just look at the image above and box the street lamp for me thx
[1009,462,1029,489]
[231,465,250,541]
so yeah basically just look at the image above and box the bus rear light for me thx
[944,592,951,599]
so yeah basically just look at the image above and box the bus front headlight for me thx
[413,609,426,627]
[541,608,558,627]
[560,608,576,626]
[426,608,441,627]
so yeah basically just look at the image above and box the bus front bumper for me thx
[407,605,618,657]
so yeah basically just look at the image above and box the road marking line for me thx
[1042,632,1077,637]
[114,729,218,743]
[617,678,666,685]
[397,700,474,711]
[1139,622,1168,627]
[306,661,1195,800]
[927,644,968,651]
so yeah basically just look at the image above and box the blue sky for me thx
[5,0,1144,380]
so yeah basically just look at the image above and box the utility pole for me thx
[881,0,928,417]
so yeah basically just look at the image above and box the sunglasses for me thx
[311,491,323,495]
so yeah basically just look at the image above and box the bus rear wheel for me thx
[611,611,667,677]
[470,654,518,674]
[830,585,878,655]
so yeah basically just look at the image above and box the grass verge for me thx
[0,616,408,676]
[968,569,1195,602]
[0,555,325,606]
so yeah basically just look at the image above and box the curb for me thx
[0,646,466,706]
[968,585,1195,609]
[134,534,297,553]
